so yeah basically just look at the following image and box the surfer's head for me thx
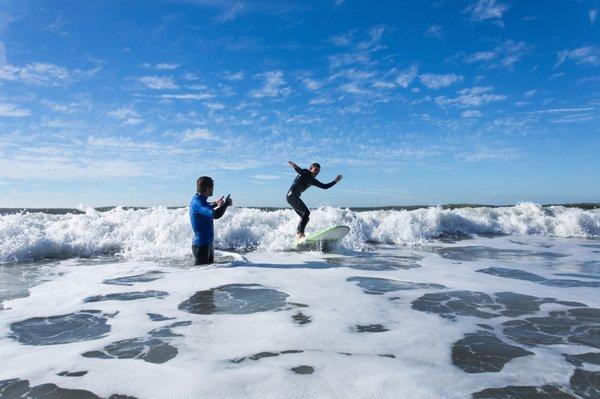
[309,162,321,177]
[196,176,214,196]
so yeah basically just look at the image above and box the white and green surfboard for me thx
[292,225,350,250]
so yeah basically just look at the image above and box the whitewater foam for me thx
[1,237,598,398]
[0,203,599,264]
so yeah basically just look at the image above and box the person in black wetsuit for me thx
[286,161,343,238]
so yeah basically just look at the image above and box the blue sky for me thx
[0,0,599,208]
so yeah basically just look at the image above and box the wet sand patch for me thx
[178,284,289,315]
[9,310,112,345]
[452,330,533,373]
[103,271,164,286]
[84,290,168,303]
[347,276,445,295]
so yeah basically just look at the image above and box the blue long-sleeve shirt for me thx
[190,194,214,246]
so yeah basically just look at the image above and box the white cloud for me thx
[0,103,30,117]
[435,86,506,107]
[41,100,91,113]
[139,75,178,89]
[578,76,600,84]
[328,51,370,68]
[206,102,225,110]
[525,107,596,115]
[142,62,179,70]
[160,93,213,100]
[424,25,443,39]
[223,71,245,81]
[309,96,334,105]
[466,0,509,25]
[182,72,199,81]
[357,25,386,51]
[0,62,71,86]
[590,8,598,25]
[108,106,143,125]
[524,89,537,97]
[87,136,161,151]
[155,63,179,70]
[329,31,354,47]
[550,113,596,124]
[187,83,208,91]
[465,40,530,68]
[395,65,419,88]
[43,12,66,34]
[330,68,375,82]
[0,156,146,181]
[303,77,322,91]
[0,41,5,64]
[252,174,282,180]
[250,71,290,98]
[461,110,482,118]
[466,51,496,63]
[419,73,461,89]
[557,46,600,66]
[0,150,146,180]
[327,26,387,70]
[372,80,396,89]
[217,1,245,22]
[459,146,517,162]
[340,82,366,94]
[182,128,214,141]
[219,161,263,170]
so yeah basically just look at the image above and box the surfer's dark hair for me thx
[196,176,214,193]
[310,163,321,169]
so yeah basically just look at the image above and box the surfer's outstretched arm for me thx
[312,174,343,189]
[288,161,305,174]
[312,179,336,189]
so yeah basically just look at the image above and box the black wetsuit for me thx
[286,166,337,234]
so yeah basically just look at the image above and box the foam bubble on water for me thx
[1,203,599,263]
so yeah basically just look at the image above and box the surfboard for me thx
[292,225,350,250]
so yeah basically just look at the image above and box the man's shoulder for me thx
[190,194,206,208]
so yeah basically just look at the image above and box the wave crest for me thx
[1,203,598,263]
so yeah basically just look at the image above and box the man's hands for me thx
[215,194,233,207]
[335,175,343,182]
[288,161,297,169]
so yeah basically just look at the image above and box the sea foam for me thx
[0,203,599,264]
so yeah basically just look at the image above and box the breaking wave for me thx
[1,203,599,264]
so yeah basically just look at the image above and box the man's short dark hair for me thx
[196,176,214,193]
[310,162,321,169]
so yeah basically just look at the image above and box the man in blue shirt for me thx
[189,176,232,265]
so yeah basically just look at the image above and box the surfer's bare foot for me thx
[297,233,305,239]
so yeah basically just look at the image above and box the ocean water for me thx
[0,203,599,398]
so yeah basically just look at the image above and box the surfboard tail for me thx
[292,225,350,250]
